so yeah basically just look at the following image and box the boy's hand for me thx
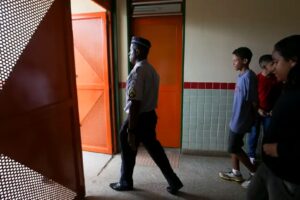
[268,110,273,116]
[258,108,267,117]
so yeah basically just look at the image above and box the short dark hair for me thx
[259,54,273,69]
[232,47,253,65]
[274,35,300,64]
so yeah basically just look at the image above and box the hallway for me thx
[82,149,248,200]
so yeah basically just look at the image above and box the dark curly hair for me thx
[274,35,300,89]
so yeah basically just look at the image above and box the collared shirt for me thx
[230,69,258,133]
[124,60,160,114]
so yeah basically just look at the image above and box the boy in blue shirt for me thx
[219,47,258,185]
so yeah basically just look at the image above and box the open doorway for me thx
[70,0,114,190]
[130,0,184,148]
[71,0,114,154]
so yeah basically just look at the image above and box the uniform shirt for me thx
[229,69,258,134]
[124,60,160,114]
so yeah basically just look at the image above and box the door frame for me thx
[72,4,119,154]
[126,0,186,148]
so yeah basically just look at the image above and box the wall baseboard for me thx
[181,149,230,157]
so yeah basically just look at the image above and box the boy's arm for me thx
[252,101,258,121]
[250,73,258,120]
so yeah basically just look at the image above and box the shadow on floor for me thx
[83,149,247,200]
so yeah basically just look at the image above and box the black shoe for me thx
[109,182,133,191]
[167,182,183,195]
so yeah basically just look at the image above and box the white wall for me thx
[71,0,105,14]
[185,0,300,82]
[116,0,129,82]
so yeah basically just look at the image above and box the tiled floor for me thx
[82,149,248,200]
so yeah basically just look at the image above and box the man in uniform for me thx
[109,36,183,195]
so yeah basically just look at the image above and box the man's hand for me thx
[127,100,140,151]
[263,143,278,157]
[127,129,137,151]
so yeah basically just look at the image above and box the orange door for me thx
[72,13,112,154]
[132,16,183,147]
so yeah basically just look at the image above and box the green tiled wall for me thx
[118,88,234,152]
[182,89,234,152]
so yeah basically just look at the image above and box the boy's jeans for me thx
[247,115,272,158]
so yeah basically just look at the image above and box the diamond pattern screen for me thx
[0,0,54,90]
[0,154,76,200]
[0,0,78,199]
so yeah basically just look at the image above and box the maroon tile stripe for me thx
[119,82,235,90]
[118,82,126,88]
[184,82,235,90]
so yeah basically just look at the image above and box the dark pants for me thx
[119,110,181,187]
[228,129,246,154]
